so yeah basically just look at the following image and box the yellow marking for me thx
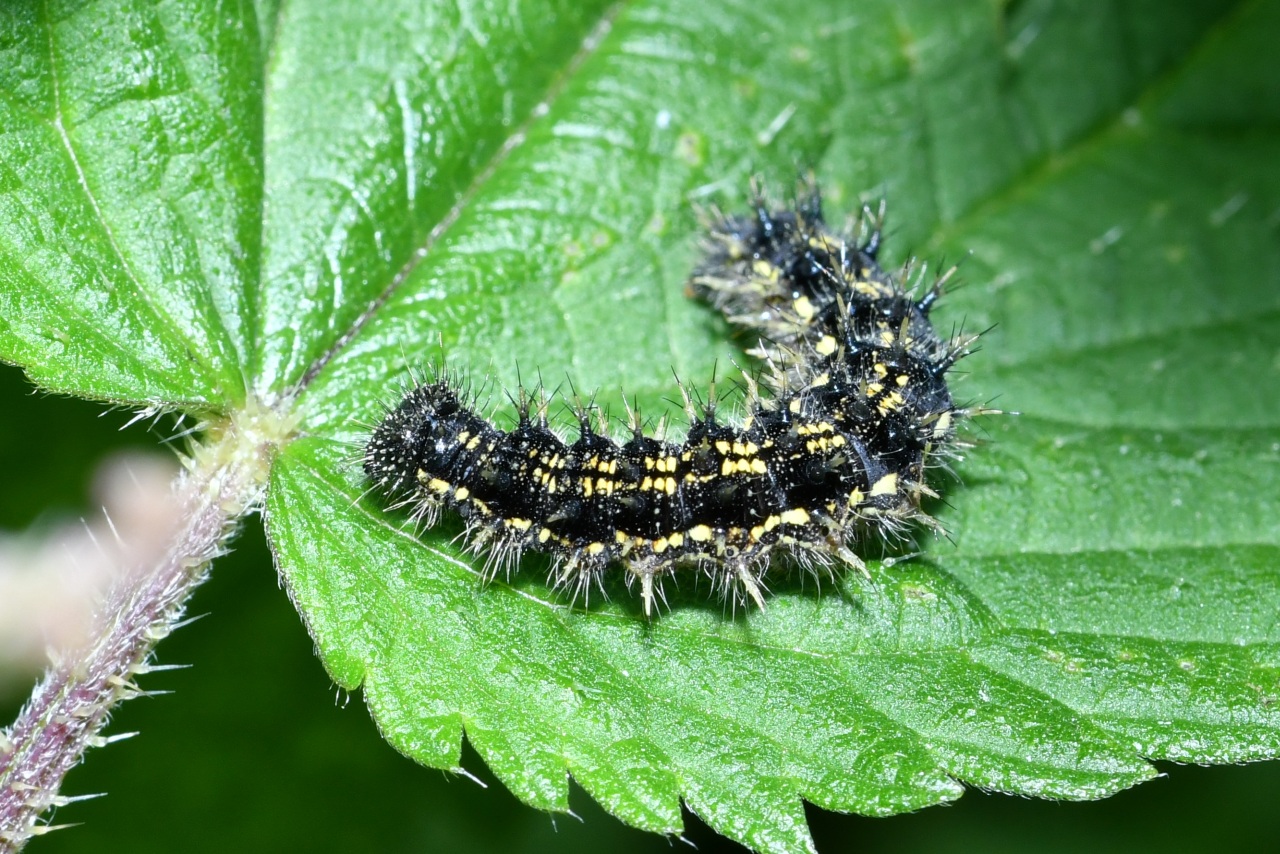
[689,525,714,542]
[454,486,470,501]
[665,477,677,495]
[870,473,899,497]
[466,435,481,451]
[586,542,606,556]
[644,457,655,470]
[750,525,765,541]
[896,374,910,387]
[789,399,802,414]
[508,517,532,531]
[732,441,759,456]
[874,363,888,377]
[883,391,905,411]
[866,382,884,396]
[846,489,863,506]
[752,259,779,281]
[583,478,593,498]
[751,458,768,474]
[457,431,470,443]
[780,508,811,526]
[816,335,837,356]
[933,411,953,436]
[653,537,669,554]
[641,476,653,491]
[615,530,630,544]
[721,459,735,477]
[668,532,684,548]
[538,528,552,543]
[427,477,451,494]
[804,434,845,452]
[810,372,830,387]
[545,476,557,494]
[595,477,614,496]
[793,295,815,321]
[715,440,731,454]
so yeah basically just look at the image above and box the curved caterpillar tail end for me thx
[362,178,997,618]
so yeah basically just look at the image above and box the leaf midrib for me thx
[922,0,1259,255]
[993,305,1280,372]
[290,3,630,397]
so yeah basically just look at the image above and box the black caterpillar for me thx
[363,180,986,616]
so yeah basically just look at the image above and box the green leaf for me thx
[264,0,1280,851]
[0,0,261,405]
[3,0,1279,851]
[250,0,617,394]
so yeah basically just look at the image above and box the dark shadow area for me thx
[0,367,160,528]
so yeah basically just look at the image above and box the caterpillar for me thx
[362,181,986,617]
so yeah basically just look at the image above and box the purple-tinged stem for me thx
[0,406,281,851]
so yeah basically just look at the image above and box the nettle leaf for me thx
[267,0,1280,850]
[3,0,1279,852]
[0,0,259,406]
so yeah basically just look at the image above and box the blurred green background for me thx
[3,361,1279,852]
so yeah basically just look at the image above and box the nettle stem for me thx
[0,402,287,850]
